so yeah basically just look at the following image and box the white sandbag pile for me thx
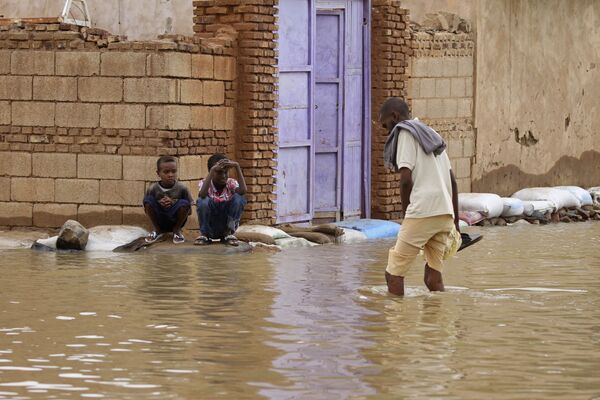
[521,200,555,216]
[459,193,504,218]
[236,225,318,249]
[555,186,594,206]
[459,186,600,226]
[512,187,580,210]
[501,198,525,217]
[86,226,149,251]
[34,225,148,252]
[33,225,149,252]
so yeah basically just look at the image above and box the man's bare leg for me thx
[385,271,405,296]
[424,263,444,292]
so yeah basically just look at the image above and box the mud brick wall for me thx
[193,0,278,225]
[407,29,475,193]
[0,21,236,229]
[370,0,411,220]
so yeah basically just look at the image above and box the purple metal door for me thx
[277,0,370,223]
[315,0,365,220]
[314,11,344,218]
[341,0,365,219]
[276,0,315,223]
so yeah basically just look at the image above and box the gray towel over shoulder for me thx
[383,119,447,171]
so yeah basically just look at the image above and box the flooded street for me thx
[1,223,599,399]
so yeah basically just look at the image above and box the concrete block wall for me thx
[0,21,236,229]
[0,152,210,229]
[193,0,278,225]
[407,29,475,193]
[370,0,411,220]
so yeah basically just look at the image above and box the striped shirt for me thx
[198,178,239,203]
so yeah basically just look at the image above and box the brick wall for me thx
[407,28,475,193]
[0,21,236,229]
[193,0,278,225]
[370,0,411,220]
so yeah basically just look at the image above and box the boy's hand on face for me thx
[210,159,229,175]
[222,160,239,169]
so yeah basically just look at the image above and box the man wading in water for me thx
[380,97,461,296]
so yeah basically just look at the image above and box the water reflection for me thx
[0,223,599,399]
[262,246,379,399]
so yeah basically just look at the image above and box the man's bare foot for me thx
[424,264,445,292]
[385,271,405,296]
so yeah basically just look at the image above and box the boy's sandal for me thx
[194,235,211,246]
[173,232,185,244]
[224,235,240,247]
[145,231,164,243]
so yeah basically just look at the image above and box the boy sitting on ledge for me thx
[195,153,247,246]
[143,155,193,244]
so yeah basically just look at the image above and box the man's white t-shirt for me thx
[396,129,454,219]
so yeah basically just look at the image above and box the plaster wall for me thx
[472,0,600,195]
[0,0,193,39]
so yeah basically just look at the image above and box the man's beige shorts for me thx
[386,214,455,277]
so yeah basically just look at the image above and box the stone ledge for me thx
[0,21,235,55]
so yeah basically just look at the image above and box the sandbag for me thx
[501,197,525,217]
[459,193,504,218]
[308,224,344,238]
[86,226,148,252]
[522,202,534,216]
[521,200,555,216]
[458,211,485,226]
[286,231,333,244]
[34,226,148,252]
[336,228,367,244]
[31,236,58,251]
[512,188,580,210]
[336,219,400,240]
[554,186,593,206]
[588,187,600,205]
[278,223,344,238]
[237,225,291,240]
[274,237,319,249]
[235,231,276,245]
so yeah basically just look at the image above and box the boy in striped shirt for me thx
[195,153,247,246]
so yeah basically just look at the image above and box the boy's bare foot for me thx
[194,235,211,246]
[224,235,240,247]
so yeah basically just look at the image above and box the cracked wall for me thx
[473,0,600,195]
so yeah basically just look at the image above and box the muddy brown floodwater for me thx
[0,223,599,399]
